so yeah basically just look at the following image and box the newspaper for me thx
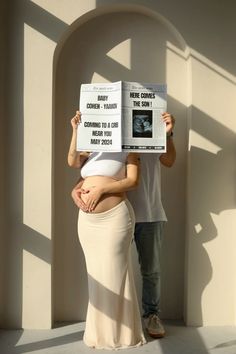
[77,81,167,153]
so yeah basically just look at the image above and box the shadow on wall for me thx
[161,102,236,325]
[96,0,236,77]
[0,0,8,327]
[53,9,187,324]
[53,2,236,330]
[4,2,235,350]
[5,0,69,328]
[185,106,236,325]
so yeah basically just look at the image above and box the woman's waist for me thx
[79,199,131,219]
[82,175,119,187]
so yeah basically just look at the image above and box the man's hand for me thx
[159,112,176,167]
[162,112,175,135]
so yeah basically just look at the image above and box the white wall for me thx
[53,10,187,322]
[1,0,236,329]
[186,53,236,325]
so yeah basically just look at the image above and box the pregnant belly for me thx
[81,176,125,213]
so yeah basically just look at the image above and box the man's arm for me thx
[159,112,176,167]
[160,135,176,167]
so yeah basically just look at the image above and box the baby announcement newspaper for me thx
[77,81,167,153]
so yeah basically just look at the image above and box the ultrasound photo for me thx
[132,110,153,138]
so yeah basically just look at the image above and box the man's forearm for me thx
[160,136,176,167]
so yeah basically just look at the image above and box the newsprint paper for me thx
[77,81,167,153]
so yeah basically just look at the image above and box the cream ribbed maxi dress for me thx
[78,200,146,350]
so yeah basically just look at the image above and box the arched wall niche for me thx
[52,5,189,323]
[53,4,188,64]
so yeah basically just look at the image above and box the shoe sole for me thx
[147,331,165,339]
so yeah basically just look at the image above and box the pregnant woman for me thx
[68,111,146,350]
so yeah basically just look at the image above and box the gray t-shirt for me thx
[127,153,167,223]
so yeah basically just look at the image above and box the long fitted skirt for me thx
[78,199,146,350]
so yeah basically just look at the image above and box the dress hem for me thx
[83,337,147,350]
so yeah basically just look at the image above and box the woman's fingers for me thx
[71,111,82,128]
[87,197,97,212]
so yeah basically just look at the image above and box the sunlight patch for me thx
[107,39,131,70]
[91,73,110,83]
[190,130,222,154]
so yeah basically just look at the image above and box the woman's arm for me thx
[103,153,140,192]
[67,111,90,168]
[83,153,140,211]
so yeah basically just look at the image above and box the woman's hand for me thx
[71,110,81,130]
[71,186,88,211]
[82,186,104,212]
[162,112,175,135]
[68,110,89,168]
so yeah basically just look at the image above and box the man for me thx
[127,112,176,338]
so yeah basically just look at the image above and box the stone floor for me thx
[1,321,236,354]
